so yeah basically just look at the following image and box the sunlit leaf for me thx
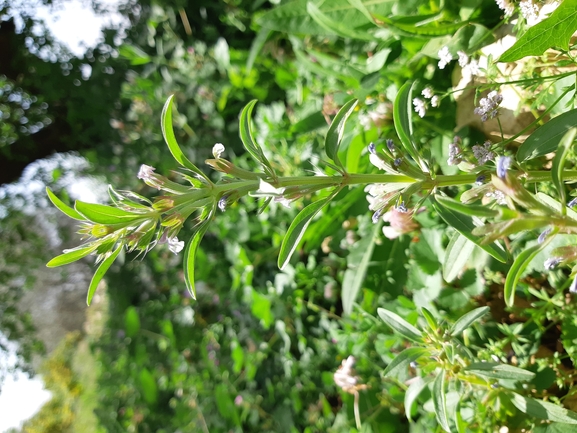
[466,362,536,381]
[433,372,451,432]
[87,243,122,306]
[75,201,143,225]
[405,377,429,421]
[46,187,85,221]
[377,308,423,342]
[239,100,275,178]
[450,307,489,336]
[46,244,98,268]
[307,2,374,40]
[443,231,476,282]
[325,99,358,169]
[383,347,428,379]
[183,218,212,300]
[510,393,577,424]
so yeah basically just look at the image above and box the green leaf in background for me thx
[239,99,275,178]
[325,99,358,170]
[430,195,508,263]
[373,13,469,37]
[75,201,143,225]
[450,306,489,336]
[422,24,494,59]
[383,347,428,379]
[124,306,140,338]
[246,28,272,73]
[278,190,338,270]
[46,244,98,268]
[183,217,212,300]
[377,308,423,342]
[534,423,577,433]
[443,231,476,282]
[215,383,240,424]
[161,95,211,183]
[46,187,85,221]
[551,128,577,213]
[306,2,374,41]
[87,243,122,306]
[118,44,151,65]
[405,376,429,421]
[500,0,577,62]
[433,372,451,432]
[139,368,158,405]
[341,220,381,315]
[510,392,577,424]
[465,362,536,381]
[517,108,577,162]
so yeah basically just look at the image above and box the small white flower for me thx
[168,237,185,254]
[431,95,440,108]
[466,59,480,76]
[437,46,453,70]
[257,179,285,195]
[334,356,358,391]
[422,87,434,99]
[495,0,515,16]
[520,0,539,22]
[412,98,426,118]
[369,153,388,171]
[457,51,469,68]
[212,143,225,159]
[137,164,156,180]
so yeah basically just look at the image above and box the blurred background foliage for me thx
[1,0,569,431]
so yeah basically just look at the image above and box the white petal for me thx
[257,179,284,195]
[212,143,225,159]
[168,237,185,254]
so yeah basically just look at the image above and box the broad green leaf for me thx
[292,47,360,87]
[405,377,429,421]
[377,308,423,342]
[46,244,98,268]
[430,195,508,263]
[161,95,210,182]
[87,243,122,305]
[75,201,142,225]
[383,347,428,379]
[552,128,577,213]
[341,220,380,315]
[443,231,476,282]
[517,108,577,162]
[450,306,489,336]
[257,0,394,36]
[436,195,499,218]
[46,187,85,221]
[433,372,451,432]
[239,100,275,178]
[139,368,158,404]
[306,2,374,40]
[183,218,212,300]
[500,0,577,62]
[325,99,358,170]
[504,238,553,307]
[278,190,338,270]
[510,392,577,424]
[465,362,535,381]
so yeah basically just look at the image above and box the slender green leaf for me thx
[47,244,98,268]
[552,128,577,213]
[430,195,508,263]
[278,190,338,270]
[139,368,158,404]
[436,195,499,218]
[433,372,451,432]
[87,244,122,305]
[375,13,469,37]
[517,108,577,162]
[466,363,535,381]
[325,99,358,169]
[239,100,275,177]
[183,218,212,300]
[246,28,271,73]
[377,308,423,342]
[161,95,210,182]
[510,392,577,424]
[443,231,476,282]
[500,0,577,62]
[450,307,489,336]
[421,307,438,332]
[46,187,85,221]
[346,0,373,22]
[383,347,428,379]
[341,220,380,315]
[75,201,142,225]
[405,377,429,421]
[394,81,417,160]
[536,192,577,221]
[307,2,374,40]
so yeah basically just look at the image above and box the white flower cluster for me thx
[457,50,480,80]
[359,102,391,130]
[519,0,540,21]
[412,98,426,118]
[474,91,503,122]
[437,46,453,69]
[495,0,515,16]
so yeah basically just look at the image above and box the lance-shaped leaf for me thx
[465,363,535,381]
[510,393,577,424]
[435,195,499,218]
[421,307,438,332]
[307,2,374,40]
[161,95,210,182]
[239,100,275,178]
[377,308,423,342]
[499,0,577,62]
[450,306,489,336]
[552,128,577,214]
[504,232,556,307]
[183,218,212,300]
[46,187,85,221]
[405,376,429,421]
[393,81,428,172]
[430,195,508,263]
[383,347,428,379]
[47,244,99,268]
[324,99,358,170]
[433,372,451,432]
[75,201,143,225]
[87,243,123,305]
[443,231,476,283]
[517,107,577,162]
[278,189,338,270]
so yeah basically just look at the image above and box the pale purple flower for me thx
[386,139,395,152]
[538,228,552,244]
[544,257,561,270]
[368,142,376,154]
[413,98,426,118]
[234,395,243,406]
[570,275,577,293]
[496,156,511,178]
[474,91,503,122]
[447,143,462,166]
[137,164,163,189]
[569,197,577,207]
[472,141,495,165]
[437,46,453,69]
